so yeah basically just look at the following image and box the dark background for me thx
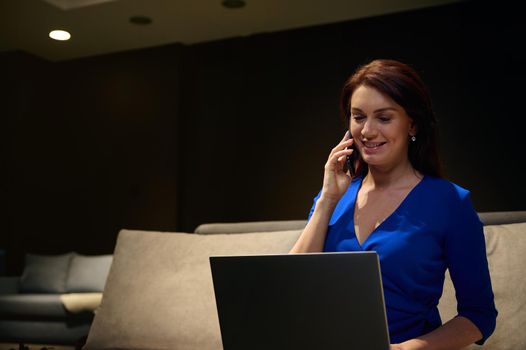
[1,0,524,274]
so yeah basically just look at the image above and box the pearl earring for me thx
[411,135,416,142]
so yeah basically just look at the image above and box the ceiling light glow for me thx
[49,30,71,41]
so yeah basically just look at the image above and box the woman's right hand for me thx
[320,131,356,205]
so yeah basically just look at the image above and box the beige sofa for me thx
[83,212,526,350]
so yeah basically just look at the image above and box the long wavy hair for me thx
[340,59,443,178]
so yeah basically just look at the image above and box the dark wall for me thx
[2,46,182,273]
[177,0,525,231]
[2,0,524,273]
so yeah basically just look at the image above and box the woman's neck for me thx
[364,161,422,190]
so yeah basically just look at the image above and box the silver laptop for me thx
[209,251,390,350]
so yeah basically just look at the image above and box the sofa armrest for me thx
[0,276,19,294]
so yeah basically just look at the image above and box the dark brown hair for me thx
[340,59,443,178]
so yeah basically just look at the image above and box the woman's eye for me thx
[378,116,391,122]
[352,114,365,121]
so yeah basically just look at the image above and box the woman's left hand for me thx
[390,344,403,350]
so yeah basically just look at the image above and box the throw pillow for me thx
[19,252,74,293]
[66,253,113,293]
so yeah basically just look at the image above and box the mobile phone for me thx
[345,142,357,177]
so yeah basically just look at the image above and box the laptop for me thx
[209,251,390,350]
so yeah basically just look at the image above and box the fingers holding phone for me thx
[336,130,360,177]
[331,132,355,174]
[322,132,356,203]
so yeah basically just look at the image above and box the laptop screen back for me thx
[210,251,390,350]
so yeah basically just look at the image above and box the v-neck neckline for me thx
[351,174,427,249]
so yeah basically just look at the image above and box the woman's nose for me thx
[361,119,377,138]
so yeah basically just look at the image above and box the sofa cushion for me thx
[0,277,19,294]
[438,222,526,350]
[66,254,113,293]
[84,229,302,350]
[19,253,74,294]
[0,319,92,344]
[0,294,70,319]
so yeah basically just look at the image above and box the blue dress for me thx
[307,175,497,344]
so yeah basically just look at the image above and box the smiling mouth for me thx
[363,141,386,149]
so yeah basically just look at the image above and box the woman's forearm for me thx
[395,316,482,350]
[289,196,337,253]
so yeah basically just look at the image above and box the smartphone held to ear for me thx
[344,141,357,177]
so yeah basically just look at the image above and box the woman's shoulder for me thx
[422,175,472,203]
[421,176,480,227]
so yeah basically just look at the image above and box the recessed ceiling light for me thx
[49,30,71,41]
[129,16,153,25]
[43,0,117,10]
[222,0,246,9]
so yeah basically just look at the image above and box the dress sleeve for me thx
[445,191,498,345]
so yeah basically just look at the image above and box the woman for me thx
[290,59,497,349]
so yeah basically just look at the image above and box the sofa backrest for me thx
[478,210,526,226]
[438,221,526,350]
[85,212,525,350]
[193,211,526,234]
[194,220,307,234]
[84,229,303,350]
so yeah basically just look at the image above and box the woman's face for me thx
[349,85,416,169]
